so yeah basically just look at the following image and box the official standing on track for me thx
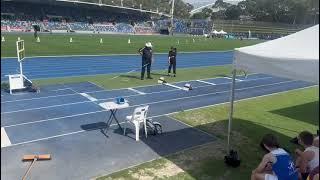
[138,42,153,80]
[168,46,177,77]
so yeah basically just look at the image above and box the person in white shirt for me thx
[295,131,319,180]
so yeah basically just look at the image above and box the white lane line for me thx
[3,110,107,128]
[224,77,243,81]
[1,73,260,103]
[51,88,73,92]
[127,88,146,95]
[88,81,105,90]
[4,79,301,128]
[163,83,186,91]
[1,127,12,148]
[10,130,87,147]
[1,101,91,114]
[1,93,80,103]
[128,80,298,108]
[196,80,216,85]
[3,84,316,148]
[0,76,275,114]
[79,93,98,102]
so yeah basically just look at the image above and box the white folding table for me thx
[99,101,129,132]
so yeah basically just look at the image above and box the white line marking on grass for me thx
[3,85,316,148]
[1,127,12,148]
[127,88,146,95]
[196,80,216,85]
[79,93,98,102]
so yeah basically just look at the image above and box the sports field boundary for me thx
[1,50,234,59]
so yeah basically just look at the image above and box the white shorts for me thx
[265,174,278,180]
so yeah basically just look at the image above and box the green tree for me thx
[225,5,241,20]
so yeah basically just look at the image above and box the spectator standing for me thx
[168,46,177,77]
[138,42,153,80]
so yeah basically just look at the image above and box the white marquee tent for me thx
[219,30,227,34]
[212,30,219,34]
[227,24,319,151]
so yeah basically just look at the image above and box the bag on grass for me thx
[224,150,241,167]
[146,119,162,135]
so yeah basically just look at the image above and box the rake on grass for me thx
[21,154,51,180]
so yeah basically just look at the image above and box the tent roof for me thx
[233,25,319,83]
[212,30,219,34]
[219,30,227,34]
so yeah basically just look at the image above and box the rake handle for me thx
[22,158,37,180]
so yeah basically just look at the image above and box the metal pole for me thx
[170,0,175,36]
[20,61,23,77]
[227,68,236,152]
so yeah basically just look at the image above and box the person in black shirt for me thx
[168,47,177,77]
[138,42,153,80]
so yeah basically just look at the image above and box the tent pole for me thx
[227,68,236,152]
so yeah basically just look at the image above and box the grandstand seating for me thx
[93,23,116,32]
[69,22,94,31]
[115,23,134,33]
[44,22,69,31]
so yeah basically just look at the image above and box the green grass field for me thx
[33,65,232,89]
[1,33,262,57]
[97,86,319,180]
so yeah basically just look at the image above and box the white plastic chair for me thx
[123,105,149,141]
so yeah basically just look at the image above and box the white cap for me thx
[145,42,152,47]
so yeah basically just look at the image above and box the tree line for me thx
[192,0,319,25]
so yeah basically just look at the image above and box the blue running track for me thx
[1,51,233,81]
